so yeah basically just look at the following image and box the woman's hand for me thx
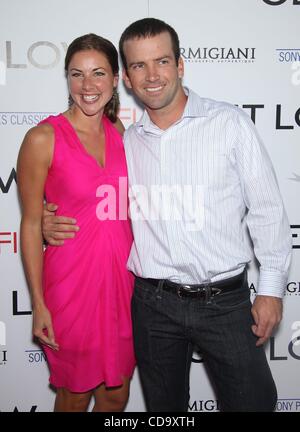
[33,304,59,351]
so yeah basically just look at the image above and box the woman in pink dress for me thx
[17,34,135,412]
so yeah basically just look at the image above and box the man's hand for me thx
[251,295,283,346]
[42,203,79,246]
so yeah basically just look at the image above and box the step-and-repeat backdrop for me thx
[0,0,299,412]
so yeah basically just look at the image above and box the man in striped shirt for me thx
[44,18,292,412]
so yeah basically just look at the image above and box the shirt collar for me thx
[182,87,208,119]
[135,87,208,131]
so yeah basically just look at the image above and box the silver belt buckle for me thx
[177,284,191,297]
[182,284,193,291]
[177,284,193,297]
[211,287,222,297]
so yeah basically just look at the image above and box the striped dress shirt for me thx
[124,88,292,297]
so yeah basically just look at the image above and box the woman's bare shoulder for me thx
[19,123,55,165]
[24,122,54,144]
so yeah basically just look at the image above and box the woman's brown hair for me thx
[65,33,120,123]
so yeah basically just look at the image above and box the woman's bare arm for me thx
[17,124,59,350]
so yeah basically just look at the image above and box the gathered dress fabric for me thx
[41,114,135,392]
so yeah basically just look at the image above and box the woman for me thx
[17,34,135,412]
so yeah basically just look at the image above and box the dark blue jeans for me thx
[131,273,277,412]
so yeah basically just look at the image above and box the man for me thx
[43,18,292,411]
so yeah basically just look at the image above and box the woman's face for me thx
[67,49,118,117]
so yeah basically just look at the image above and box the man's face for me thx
[122,32,184,114]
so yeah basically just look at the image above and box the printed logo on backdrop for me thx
[250,281,300,297]
[269,321,300,361]
[276,399,300,412]
[263,0,300,5]
[290,225,300,249]
[0,112,54,127]
[189,399,219,412]
[13,405,38,412]
[0,350,8,366]
[0,321,7,366]
[180,47,256,63]
[0,110,140,127]
[119,107,139,126]
[276,49,300,63]
[12,291,32,316]
[0,405,38,412]
[275,49,300,86]
[235,104,300,129]
[25,349,47,364]
[0,168,16,194]
[274,105,300,129]
[4,41,67,69]
[0,232,17,254]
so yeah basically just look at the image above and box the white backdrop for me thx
[0,0,299,412]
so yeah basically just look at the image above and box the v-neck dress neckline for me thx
[60,114,108,170]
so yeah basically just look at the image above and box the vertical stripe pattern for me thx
[124,88,292,297]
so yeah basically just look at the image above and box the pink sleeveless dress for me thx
[41,114,135,392]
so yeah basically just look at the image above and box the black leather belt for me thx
[141,269,245,300]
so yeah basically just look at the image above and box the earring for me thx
[112,88,118,99]
[68,95,74,107]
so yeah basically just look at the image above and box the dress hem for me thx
[49,370,135,394]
